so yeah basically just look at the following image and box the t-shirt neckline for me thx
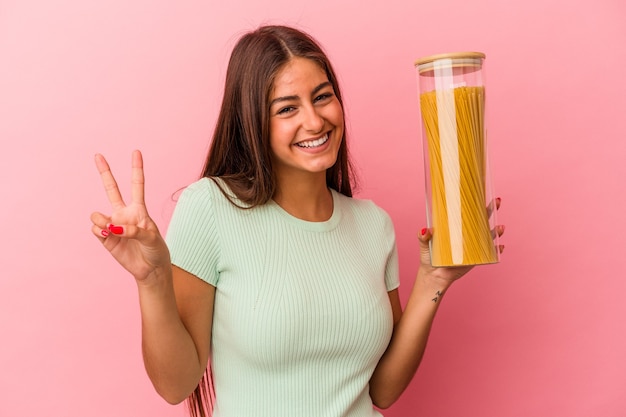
[268,189,342,232]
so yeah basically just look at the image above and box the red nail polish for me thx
[496,197,501,204]
[421,228,427,236]
[109,225,124,235]
[101,229,110,237]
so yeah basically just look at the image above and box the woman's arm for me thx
[138,266,214,404]
[368,265,455,409]
[90,151,213,404]
[369,224,504,408]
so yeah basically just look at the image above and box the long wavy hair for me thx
[200,25,357,208]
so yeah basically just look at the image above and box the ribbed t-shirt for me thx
[166,178,400,417]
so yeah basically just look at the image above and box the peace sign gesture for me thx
[90,150,171,282]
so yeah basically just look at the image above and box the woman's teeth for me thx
[296,133,328,148]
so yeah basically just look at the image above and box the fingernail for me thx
[109,225,124,235]
[101,229,110,237]
[421,228,427,236]
[496,197,502,205]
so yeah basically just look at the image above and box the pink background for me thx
[1,0,625,416]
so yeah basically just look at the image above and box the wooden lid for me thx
[414,52,485,73]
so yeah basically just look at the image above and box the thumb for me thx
[417,227,433,265]
[107,223,156,242]
[417,227,431,246]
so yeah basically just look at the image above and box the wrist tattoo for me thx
[432,290,444,303]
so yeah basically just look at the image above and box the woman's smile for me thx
[295,132,330,149]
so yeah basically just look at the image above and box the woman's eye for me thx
[314,93,333,103]
[277,106,296,115]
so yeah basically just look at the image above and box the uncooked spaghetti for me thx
[420,86,497,266]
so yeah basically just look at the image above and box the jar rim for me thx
[414,51,485,67]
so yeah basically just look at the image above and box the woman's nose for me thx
[302,105,324,133]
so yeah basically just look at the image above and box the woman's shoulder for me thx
[172,177,243,215]
[181,177,220,193]
[334,191,393,224]
[180,177,237,201]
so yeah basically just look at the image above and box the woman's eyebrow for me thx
[311,81,332,96]
[269,94,298,107]
[269,81,332,107]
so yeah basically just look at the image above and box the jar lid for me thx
[414,52,485,74]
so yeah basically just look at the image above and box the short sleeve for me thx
[383,213,400,292]
[165,180,220,286]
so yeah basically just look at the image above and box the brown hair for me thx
[189,25,357,417]
[200,24,357,208]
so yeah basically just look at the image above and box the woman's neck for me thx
[273,172,333,222]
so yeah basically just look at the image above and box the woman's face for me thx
[268,57,344,181]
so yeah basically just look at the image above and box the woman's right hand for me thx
[90,150,171,282]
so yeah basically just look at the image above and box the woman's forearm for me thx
[136,267,205,404]
[370,269,452,409]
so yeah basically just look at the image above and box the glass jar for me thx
[415,52,499,266]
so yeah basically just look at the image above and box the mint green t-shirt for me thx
[166,178,400,417]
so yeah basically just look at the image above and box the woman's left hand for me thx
[417,198,505,287]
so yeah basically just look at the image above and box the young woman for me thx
[90,25,504,417]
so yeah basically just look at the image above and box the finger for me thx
[106,223,155,243]
[90,211,112,229]
[417,227,432,245]
[91,223,110,242]
[95,154,126,210]
[91,212,112,243]
[490,224,506,239]
[130,150,145,206]
[487,197,502,218]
